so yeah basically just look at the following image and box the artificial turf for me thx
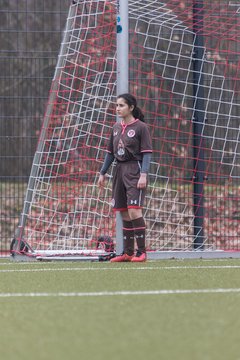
[0,258,240,360]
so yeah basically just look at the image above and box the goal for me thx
[11,0,240,260]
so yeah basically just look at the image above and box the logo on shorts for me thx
[111,198,115,207]
[113,131,118,136]
[127,129,135,138]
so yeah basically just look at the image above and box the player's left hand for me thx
[137,173,147,189]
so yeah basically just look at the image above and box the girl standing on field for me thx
[98,93,152,262]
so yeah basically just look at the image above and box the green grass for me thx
[1,258,240,360]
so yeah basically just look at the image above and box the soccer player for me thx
[97,93,152,262]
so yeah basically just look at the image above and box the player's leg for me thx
[110,165,134,262]
[121,211,135,256]
[110,212,134,261]
[123,163,147,262]
[127,208,147,262]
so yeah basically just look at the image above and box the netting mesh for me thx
[15,0,240,253]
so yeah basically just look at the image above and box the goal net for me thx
[12,0,240,260]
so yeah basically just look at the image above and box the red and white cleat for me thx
[110,253,134,262]
[131,251,147,262]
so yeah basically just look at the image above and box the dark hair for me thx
[117,93,145,122]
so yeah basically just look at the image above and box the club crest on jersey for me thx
[127,129,135,138]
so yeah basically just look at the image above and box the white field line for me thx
[0,288,240,298]
[0,258,238,266]
[1,265,240,273]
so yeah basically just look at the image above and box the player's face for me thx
[116,98,134,118]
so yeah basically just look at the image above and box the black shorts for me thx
[112,161,146,211]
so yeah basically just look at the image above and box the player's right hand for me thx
[97,174,105,187]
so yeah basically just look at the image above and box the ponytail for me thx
[117,93,145,122]
[132,106,145,122]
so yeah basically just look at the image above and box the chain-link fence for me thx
[0,0,70,252]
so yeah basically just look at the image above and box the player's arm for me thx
[98,152,115,187]
[141,152,152,174]
[137,152,152,189]
[100,152,115,175]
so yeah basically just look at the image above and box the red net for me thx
[15,0,240,255]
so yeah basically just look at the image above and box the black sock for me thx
[132,217,146,253]
[123,220,135,256]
